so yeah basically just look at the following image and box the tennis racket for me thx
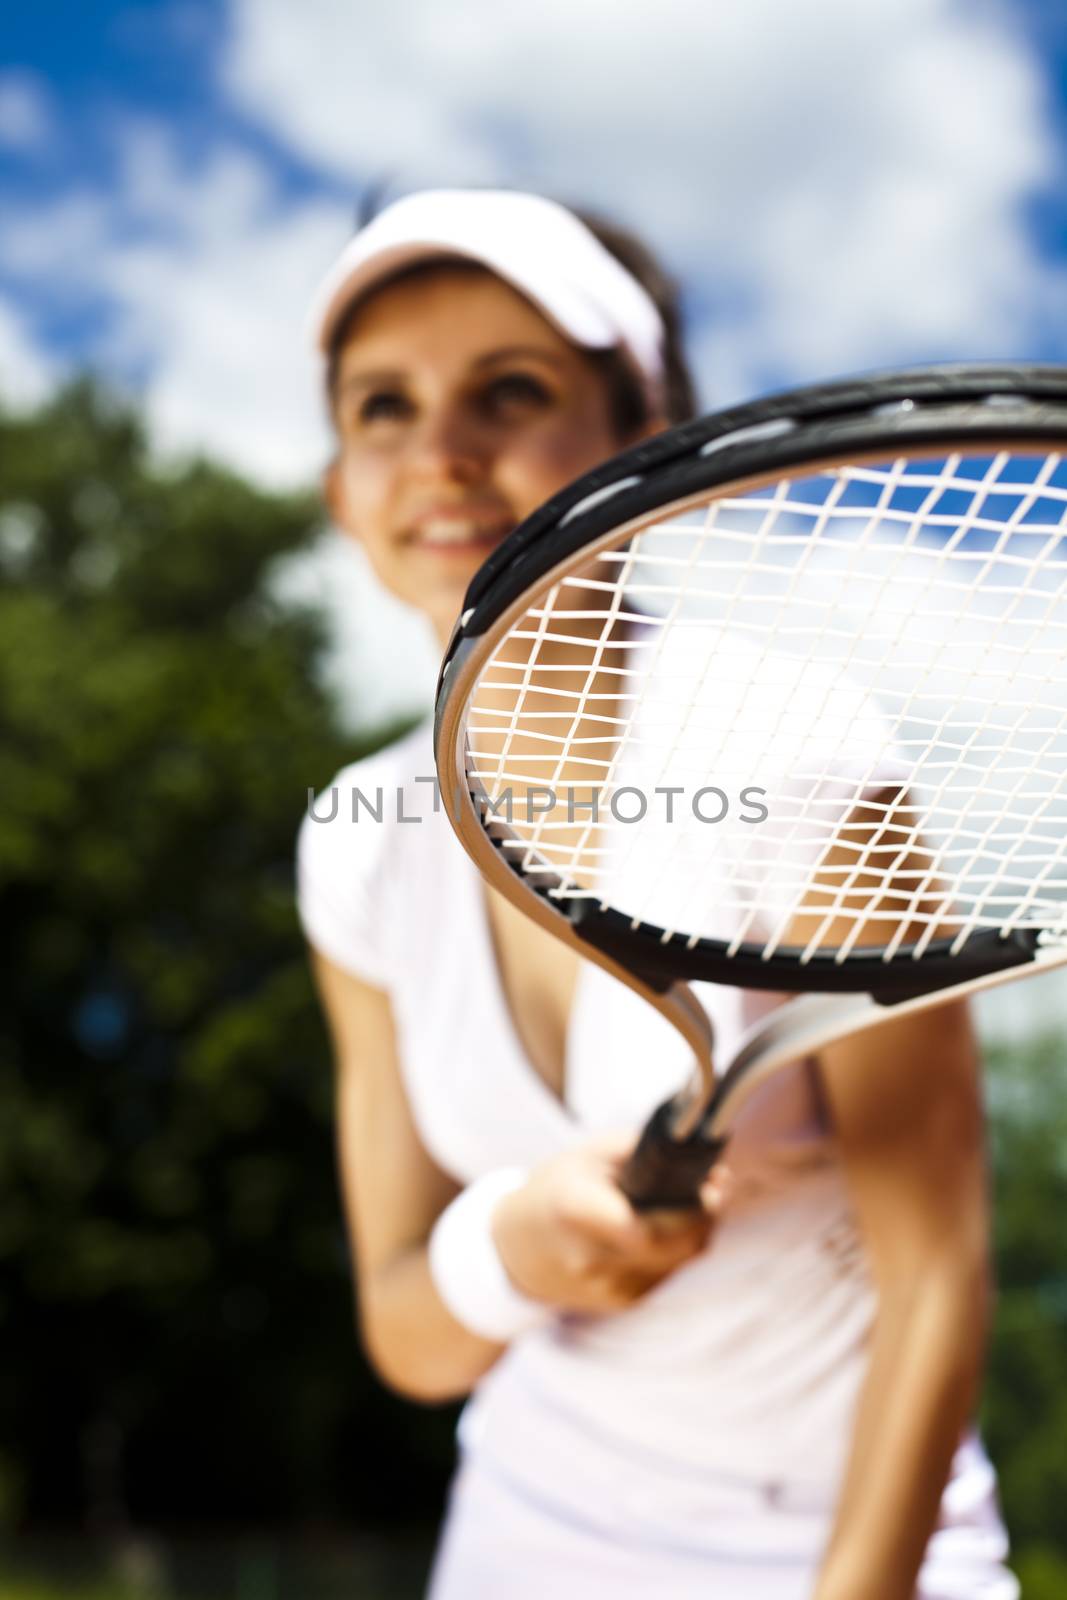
[434,363,1067,1210]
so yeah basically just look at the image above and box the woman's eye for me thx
[483,374,552,411]
[358,391,411,424]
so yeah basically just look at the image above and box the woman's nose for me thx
[410,406,488,482]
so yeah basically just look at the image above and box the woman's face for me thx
[327,264,644,643]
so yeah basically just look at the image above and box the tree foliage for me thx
[0,381,453,1537]
[983,1031,1067,1576]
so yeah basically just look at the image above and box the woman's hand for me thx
[491,1130,731,1315]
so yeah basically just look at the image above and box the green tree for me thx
[0,382,454,1542]
[983,1030,1067,1583]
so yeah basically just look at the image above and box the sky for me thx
[3,0,1067,726]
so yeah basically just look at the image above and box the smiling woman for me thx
[294,188,1021,1600]
[313,190,692,644]
[324,266,633,640]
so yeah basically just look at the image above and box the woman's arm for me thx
[309,946,508,1403]
[812,997,992,1600]
[308,946,725,1404]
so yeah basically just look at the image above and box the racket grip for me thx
[618,1100,728,1211]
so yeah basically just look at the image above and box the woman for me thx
[296,188,1018,1599]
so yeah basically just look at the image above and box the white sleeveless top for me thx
[296,716,1011,1569]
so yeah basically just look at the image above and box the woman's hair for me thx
[325,192,698,438]
[567,204,697,430]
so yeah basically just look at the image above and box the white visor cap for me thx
[309,189,667,409]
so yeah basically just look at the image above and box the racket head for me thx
[435,364,1067,1007]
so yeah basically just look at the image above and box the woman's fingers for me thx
[493,1136,734,1315]
[700,1162,734,1215]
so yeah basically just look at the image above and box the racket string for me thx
[792,450,1063,963]
[463,447,1067,961]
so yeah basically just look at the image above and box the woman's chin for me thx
[384,533,513,635]
[409,534,509,596]
[403,557,497,638]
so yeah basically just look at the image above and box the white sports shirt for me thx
[296,713,1018,1597]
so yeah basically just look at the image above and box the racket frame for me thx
[434,365,1067,1191]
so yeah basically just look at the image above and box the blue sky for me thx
[4,0,1067,719]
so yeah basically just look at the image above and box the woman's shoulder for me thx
[323,716,435,792]
[294,716,438,984]
[301,715,435,835]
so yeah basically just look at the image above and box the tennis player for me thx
[295,188,1019,1599]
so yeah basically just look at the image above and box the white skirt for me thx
[427,1450,1020,1600]
[426,1381,1020,1600]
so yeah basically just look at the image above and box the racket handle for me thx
[618,1100,728,1211]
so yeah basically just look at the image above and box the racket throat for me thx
[619,1097,730,1212]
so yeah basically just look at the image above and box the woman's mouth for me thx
[408,514,512,554]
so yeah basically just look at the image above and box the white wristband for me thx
[428,1167,554,1343]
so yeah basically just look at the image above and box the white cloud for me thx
[0,192,111,276]
[0,297,56,408]
[0,122,352,487]
[0,72,53,153]
[93,123,345,485]
[224,0,1062,397]
[271,530,438,730]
